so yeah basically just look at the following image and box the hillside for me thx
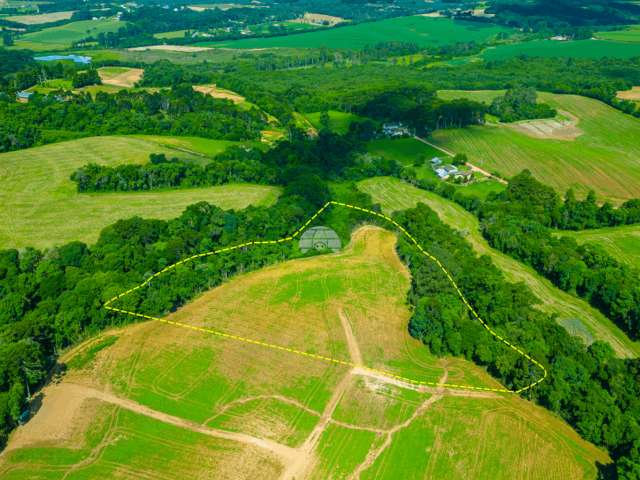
[433,91,640,203]
[0,136,279,249]
[358,176,640,358]
[0,228,608,479]
[559,224,640,269]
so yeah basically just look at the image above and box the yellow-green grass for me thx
[596,25,640,43]
[0,400,283,479]
[367,137,445,181]
[154,29,189,39]
[1,228,608,478]
[357,176,640,358]
[303,110,364,134]
[433,91,640,203]
[5,10,74,24]
[0,136,279,249]
[14,18,124,51]
[559,225,640,269]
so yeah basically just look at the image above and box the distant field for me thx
[0,228,608,478]
[432,91,640,203]
[596,25,640,43]
[303,110,363,134]
[198,16,511,49]
[367,137,445,181]
[5,10,74,24]
[560,225,640,269]
[98,66,143,87]
[14,18,123,50]
[483,39,640,59]
[357,176,640,358]
[154,29,189,39]
[0,136,278,249]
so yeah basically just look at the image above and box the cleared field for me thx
[617,86,640,101]
[198,16,510,49]
[357,176,640,358]
[128,44,212,52]
[303,110,363,134]
[483,39,640,59]
[0,228,608,478]
[194,84,246,103]
[14,18,123,50]
[596,25,640,43]
[5,10,74,24]
[0,136,278,249]
[560,225,640,269]
[98,66,143,87]
[432,91,640,203]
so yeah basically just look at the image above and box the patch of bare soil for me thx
[507,110,583,140]
[100,68,144,88]
[194,84,245,103]
[291,12,346,26]
[617,87,640,101]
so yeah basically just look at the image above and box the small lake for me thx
[34,54,92,64]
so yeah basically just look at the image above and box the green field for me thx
[0,136,279,249]
[14,18,124,50]
[0,228,609,478]
[154,29,189,39]
[483,39,640,59]
[357,176,640,358]
[595,25,640,43]
[303,110,364,134]
[432,91,640,203]
[560,225,640,269]
[197,16,510,49]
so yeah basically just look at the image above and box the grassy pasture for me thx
[98,66,144,87]
[357,176,640,358]
[432,91,640,203]
[303,110,364,134]
[559,225,640,269]
[0,228,608,478]
[483,39,640,59]
[198,16,510,49]
[14,18,123,50]
[366,137,444,181]
[596,25,640,43]
[0,136,278,249]
[5,10,74,24]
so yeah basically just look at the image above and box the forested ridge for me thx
[0,84,267,152]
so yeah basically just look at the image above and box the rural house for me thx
[382,122,410,137]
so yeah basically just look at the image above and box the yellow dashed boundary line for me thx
[104,201,547,394]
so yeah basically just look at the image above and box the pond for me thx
[34,54,92,64]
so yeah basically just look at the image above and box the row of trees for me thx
[396,202,640,479]
[489,86,556,122]
[0,85,267,152]
[71,150,276,192]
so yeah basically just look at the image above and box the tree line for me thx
[71,149,276,192]
[395,202,640,480]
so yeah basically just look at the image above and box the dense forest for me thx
[397,202,640,479]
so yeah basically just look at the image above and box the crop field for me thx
[4,10,74,24]
[98,66,144,88]
[197,16,511,49]
[357,176,640,358]
[0,136,278,249]
[303,110,363,134]
[482,39,640,59]
[432,91,640,203]
[560,225,640,269]
[14,18,124,50]
[596,25,640,43]
[0,228,608,478]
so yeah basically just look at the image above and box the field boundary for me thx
[104,201,548,394]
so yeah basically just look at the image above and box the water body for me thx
[34,54,92,64]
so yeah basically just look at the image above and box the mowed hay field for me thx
[357,176,640,358]
[199,16,510,49]
[0,136,279,249]
[98,66,144,88]
[13,18,124,50]
[4,10,74,25]
[560,225,640,269]
[0,228,608,479]
[433,91,640,203]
